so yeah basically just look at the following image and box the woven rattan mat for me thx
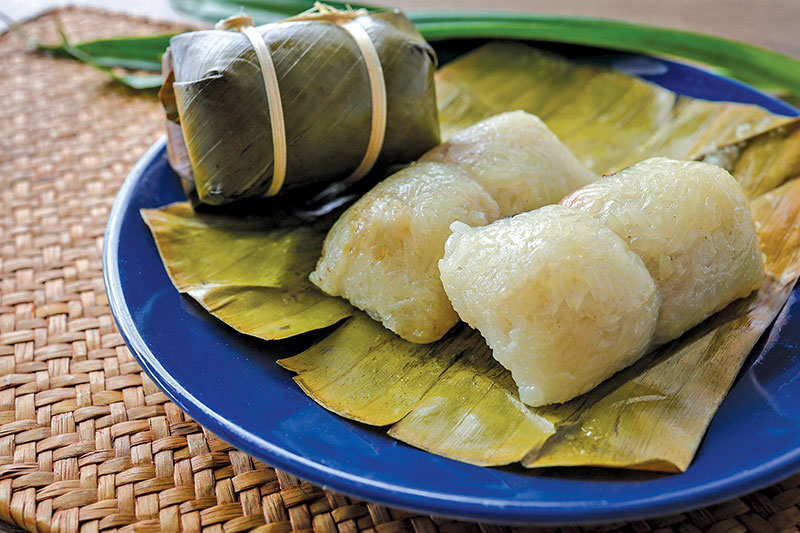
[2,7,800,533]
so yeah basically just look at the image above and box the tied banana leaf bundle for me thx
[143,42,800,472]
[159,5,440,206]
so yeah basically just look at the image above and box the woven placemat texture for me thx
[2,7,800,533]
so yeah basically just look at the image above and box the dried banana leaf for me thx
[436,42,794,174]
[141,203,352,339]
[278,131,800,470]
[144,42,800,471]
[703,119,800,198]
[278,316,556,465]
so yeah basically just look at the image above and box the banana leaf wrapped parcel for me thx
[159,6,440,205]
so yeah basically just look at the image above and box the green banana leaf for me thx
[411,11,800,96]
[25,0,800,97]
[171,0,800,95]
[169,0,361,23]
[39,34,172,71]
[41,31,166,90]
[143,43,800,471]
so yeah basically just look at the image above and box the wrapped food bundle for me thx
[310,111,595,343]
[439,157,764,406]
[159,6,440,205]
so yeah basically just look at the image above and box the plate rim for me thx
[104,51,800,525]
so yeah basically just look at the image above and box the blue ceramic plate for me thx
[104,41,800,526]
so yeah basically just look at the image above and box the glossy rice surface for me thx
[420,111,595,217]
[439,205,660,406]
[310,162,500,343]
[311,111,594,343]
[561,157,764,345]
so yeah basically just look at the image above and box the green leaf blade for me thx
[409,12,800,96]
[74,34,174,71]
[162,1,800,97]
[169,0,373,23]
[38,1,800,96]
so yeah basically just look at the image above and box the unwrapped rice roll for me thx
[440,206,660,406]
[420,111,594,216]
[310,111,595,343]
[311,163,499,343]
[440,157,764,406]
[561,157,764,345]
